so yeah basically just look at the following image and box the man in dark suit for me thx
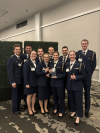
[59,46,70,109]
[7,44,23,115]
[59,46,70,63]
[20,44,32,110]
[48,47,54,63]
[20,44,32,62]
[76,39,96,118]
[36,47,44,63]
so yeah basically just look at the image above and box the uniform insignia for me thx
[16,61,17,62]
[74,68,79,69]
[31,68,35,71]
[18,63,22,67]
[78,58,82,62]
[66,68,70,72]
[30,66,32,67]
[11,55,14,57]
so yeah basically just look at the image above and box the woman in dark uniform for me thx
[36,53,50,114]
[66,51,85,125]
[23,51,37,115]
[49,51,66,118]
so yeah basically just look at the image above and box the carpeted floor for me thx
[0,81,100,133]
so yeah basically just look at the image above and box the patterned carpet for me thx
[0,81,100,133]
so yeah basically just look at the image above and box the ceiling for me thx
[0,0,68,31]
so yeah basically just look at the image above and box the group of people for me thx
[7,39,96,126]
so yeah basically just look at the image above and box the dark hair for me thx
[81,39,89,44]
[13,44,21,50]
[69,50,76,55]
[25,44,32,48]
[53,51,59,56]
[37,47,44,52]
[62,46,68,50]
[48,47,54,50]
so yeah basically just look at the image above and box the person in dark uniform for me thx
[20,44,32,110]
[49,51,66,118]
[36,53,50,114]
[48,47,54,63]
[66,51,85,126]
[23,51,37,116]
[36,48,44,63]
[7,44,23,115]
[20,44,32,62]
[76,39,96,118]
[59,46,70,109]
[59,46,70,64]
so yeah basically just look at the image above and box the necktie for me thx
[83,52,86,55]
[50,56,52,59]
[54,63,56,68]
[70,64,73,70]
[64,57,66,62]
[28,55,30,59]
[33,62,36,68]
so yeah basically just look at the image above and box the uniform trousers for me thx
[12,84,22,113]
[68,90,83,117]
[82,80,91,112]
[51,87,65,113]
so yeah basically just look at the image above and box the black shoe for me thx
[14,111,21,115]
[69,113,76,118]
[32,111,37,114]
[29,113,34,116]
[58,114,64,118]
[19,108,25,112]
[74,121,80,126]
[45,111,49,114]
[53,110,58,115]
[85,112,90,118]
[41,112,45,115]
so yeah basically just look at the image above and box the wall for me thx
[0,0,100,81]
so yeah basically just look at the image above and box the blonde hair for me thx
[69,50,76,55]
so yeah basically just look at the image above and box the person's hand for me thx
[26,85,30,88]
[71,73,76,80]
[46,74,50,77]
[49,69,51,73]
[51,76,57,78]
[45,67,49,72]
[12,83,16,88]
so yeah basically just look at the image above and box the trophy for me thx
[51,67,56,77]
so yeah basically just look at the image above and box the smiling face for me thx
[62,48,69,56]
[37,48,44,57]
[13,47,21,56]
[48,47,54,55]
[25,46,32,54]
[81,41,89,51]
[69,51,76,62]
[53,52,59,62]
[30,51,37,61]
[43,54,49,63]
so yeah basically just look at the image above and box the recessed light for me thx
[5,22,7,23]
[26,10,28,12]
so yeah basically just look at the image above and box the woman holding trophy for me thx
[36,53,50,114]
[49,51,66,118]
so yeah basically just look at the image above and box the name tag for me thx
[31,68,35,71]
[18,63,22,67]
[66,68,70,72]
[78,58,82,62]
[24,59,27,62]
[74,68,79,69]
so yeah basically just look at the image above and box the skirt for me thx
[24,86,37,95]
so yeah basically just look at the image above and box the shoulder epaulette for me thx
[11,55,14,57]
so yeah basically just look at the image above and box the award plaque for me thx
[51,68,56,77]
